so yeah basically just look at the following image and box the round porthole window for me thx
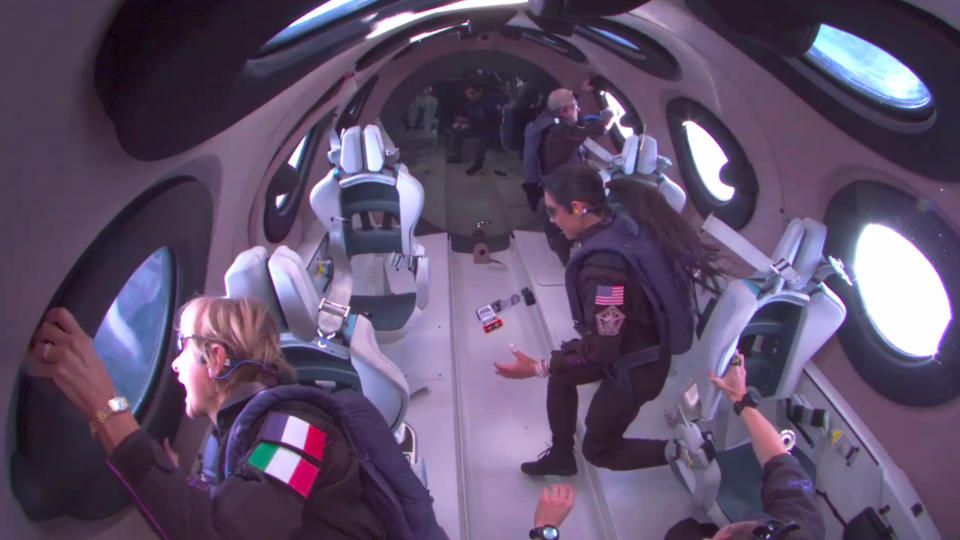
[666,97,758,229]
[682,120,734,202]
[854,224,951,358]
[804,24,932,113]
[93,248,174,413]
[599,90,635,141]
[825,180,960,407]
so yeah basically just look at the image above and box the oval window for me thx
[599,90,635,140]
[92,248,174,414]
[854,224,951,358]
[805,25,932,111]
[276,134,309,210]
[261,0,380,53]
[682,120,734,202]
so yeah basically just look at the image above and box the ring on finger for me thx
[42,342,52,363]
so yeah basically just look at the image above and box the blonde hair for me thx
[547,88,575,113]
[179,296,294,394]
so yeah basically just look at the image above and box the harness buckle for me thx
[319,297,350,320]
[769,258,799,282]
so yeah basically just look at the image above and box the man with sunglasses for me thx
[664,355,824,540]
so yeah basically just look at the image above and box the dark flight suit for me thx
[108,383,386,540]
[546,217,671,470]
[663,453,825,539]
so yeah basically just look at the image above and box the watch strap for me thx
[733,393,758,416]
[89,396,129,438]
[529,525,559,539]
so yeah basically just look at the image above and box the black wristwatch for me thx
[733,392,758,416]
[529,525,560,539]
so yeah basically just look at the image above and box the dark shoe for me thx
[494,169,507,177]
[466,162,483,176]
[521,446,577,476]
[446,155,463,164]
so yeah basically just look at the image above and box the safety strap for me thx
[316,297,350,346]
[701,214,799,283]
[582,137,615,164]
[608,346,663,399]
[327,126,341,165]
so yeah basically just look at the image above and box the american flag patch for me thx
[595,285,624,305]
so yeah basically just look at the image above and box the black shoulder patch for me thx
[583,251,629,271]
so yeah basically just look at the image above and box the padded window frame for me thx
[799,25,934,122]
[264,110,335,244]
[824,180,960,407]
[590,77,643,151]
[336,76,380,134]
[574,19,681,81]
[12,178,214,520]
[499,26,587,63]
[686,0,960,182]
[666,97,759,229]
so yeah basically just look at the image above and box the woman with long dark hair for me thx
[495,162,724,476]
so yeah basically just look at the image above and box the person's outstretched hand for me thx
[710,350,747,402]
[534,483,576,528]
[494,349,539,379]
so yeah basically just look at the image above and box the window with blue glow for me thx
[854,224,951,358]
[805,25,932,111]
[590,27,640,52]
[93,248,174,414]
[682,121,734,202]
[262,0,380,52]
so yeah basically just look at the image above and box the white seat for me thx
[587,134,687,213]
[667,217,846,520]
[309,123,429,342]
[224,246,286,328]
[267,245,410,432]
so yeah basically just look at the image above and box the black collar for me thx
[213,382,268,435]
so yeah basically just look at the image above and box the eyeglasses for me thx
[176,333,223,353]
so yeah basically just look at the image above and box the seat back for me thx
[673,218,845,422]
[309,123,429,336]
[593,134,687,213]
[224,246,286,329]
[266,244,409,430]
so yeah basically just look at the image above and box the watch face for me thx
[108,396,130,412]
[542,526,559,540]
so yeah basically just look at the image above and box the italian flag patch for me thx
[247,442,319,498]
[259,412,327,462]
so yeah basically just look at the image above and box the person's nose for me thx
[171,354,181,374]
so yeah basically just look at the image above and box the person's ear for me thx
[570,201,583,215]
[206,343,228,378]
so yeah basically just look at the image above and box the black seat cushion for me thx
[350,293,417,331]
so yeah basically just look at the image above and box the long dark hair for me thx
[544,163,725,292]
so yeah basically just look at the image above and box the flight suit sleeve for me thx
[760,454,826,539]
[108,429,304,540]
[548,262,634,376]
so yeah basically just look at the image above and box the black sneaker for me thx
[466,162,483,176]
[521,447,577,476]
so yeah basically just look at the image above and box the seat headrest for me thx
[339,126,364,175]
[362,124,385,173]
[224,246,286,329]
[268,246,321,342]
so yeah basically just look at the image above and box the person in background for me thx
[523,84,614,263]
[447,79,507,176]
